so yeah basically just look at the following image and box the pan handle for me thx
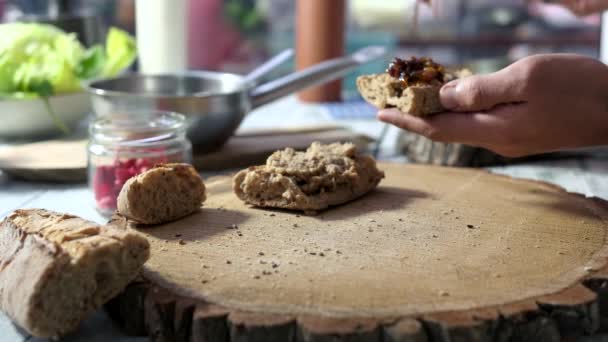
[249,46,387,110]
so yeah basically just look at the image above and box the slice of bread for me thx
[356,69,471,117]
[233,142,385,213]
[0,209,149,338]
[117,163,206,225]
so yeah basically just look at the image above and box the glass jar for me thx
[88,111,192,216]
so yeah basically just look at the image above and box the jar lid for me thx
[90,111,187,147]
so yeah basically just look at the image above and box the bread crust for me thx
[117,163,206,225]
[356,69,471,116]
[0,209,149,338]
[232,142,385,213]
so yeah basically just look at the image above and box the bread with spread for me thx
[117,163,206,225]
[233,142,384,213]
[356,56,471,116]
[0,209,149,338]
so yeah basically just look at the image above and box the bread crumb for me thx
[258,252,265,256]
[439,291,449,297]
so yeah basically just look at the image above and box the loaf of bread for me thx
[117,163,206,224]
[233,142,385,213]
[357,69,471,117]
[0,209,149,338]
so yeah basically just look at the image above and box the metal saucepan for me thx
[85,46,386,152]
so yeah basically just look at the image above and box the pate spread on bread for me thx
[233,142,384,213]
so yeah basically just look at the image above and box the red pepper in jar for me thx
[93,156,168,211]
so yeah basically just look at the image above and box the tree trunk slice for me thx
[397,133,573,167]
[108,163,608,341]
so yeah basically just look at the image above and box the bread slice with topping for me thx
[117,163,206,225]
[233,142,384,213]
[357,57,471,116]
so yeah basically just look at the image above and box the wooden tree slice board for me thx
[108,163,608,341]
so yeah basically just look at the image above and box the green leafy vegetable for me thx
[101,27,137,77]
[76,45,105,79]
[0,23,137,133]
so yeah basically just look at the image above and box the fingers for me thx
[377,108,496,146]
[439,68,526,112]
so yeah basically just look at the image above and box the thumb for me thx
[440,70,525,112]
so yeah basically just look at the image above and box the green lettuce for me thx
[0,23,136,99]
[0,23,137,133]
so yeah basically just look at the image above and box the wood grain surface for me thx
[108,163,608,341]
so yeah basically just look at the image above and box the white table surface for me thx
[1,96,608,342]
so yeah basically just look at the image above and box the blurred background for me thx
[0,0,601,99]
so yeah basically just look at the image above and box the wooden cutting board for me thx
[0,126,372,182]
[107,163,608,341]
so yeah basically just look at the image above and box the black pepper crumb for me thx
[467,224,474,229]
[178,239,186,245]
[269,213,276,217]
[319,252,325,257]
[226,260,232,264]
[175,233,182,237]
[309,252,317,256]
[259,252,265,256]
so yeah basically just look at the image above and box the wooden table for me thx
[1,97,607,342]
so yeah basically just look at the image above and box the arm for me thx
[377,54,608,157]
[557,0,608,15]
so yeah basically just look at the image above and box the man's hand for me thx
[377,54,608,157]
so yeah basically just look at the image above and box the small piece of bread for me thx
[356,69,471,116]
[233,142,385,213]
[117,163,206,225]
[0,209,149,338]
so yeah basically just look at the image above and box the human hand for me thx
[555,0,608,16]
[377,54,608,157]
